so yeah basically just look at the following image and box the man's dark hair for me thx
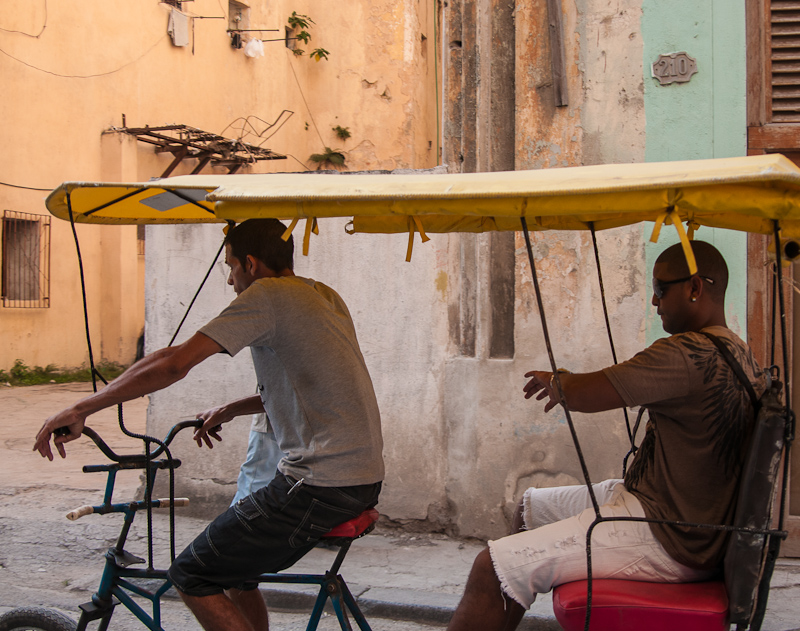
[656,240,729,299]
[224,218,294,273]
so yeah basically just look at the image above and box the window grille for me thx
[2,210,51,308]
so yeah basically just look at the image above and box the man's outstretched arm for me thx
[34,332,224,460]
[523,370,624,413]
[193,395,266,448]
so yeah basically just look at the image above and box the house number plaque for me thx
[651,52,698,85]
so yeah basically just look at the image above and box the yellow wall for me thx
[0,0,438,371]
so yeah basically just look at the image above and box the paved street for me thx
[0,383,441,630]
[4,383,800,630]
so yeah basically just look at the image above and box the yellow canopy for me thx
[46,154,800,237]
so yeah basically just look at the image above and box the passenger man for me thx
[34,218,384,631]
[447,241,765,631]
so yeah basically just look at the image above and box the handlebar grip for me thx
[157,497,190,508]
[66,505,94,521]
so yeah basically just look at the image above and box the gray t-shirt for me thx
[603,326,766,570]
[200,276,384,487]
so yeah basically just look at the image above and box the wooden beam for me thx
[545,0,568,107]
[748,124,800,150]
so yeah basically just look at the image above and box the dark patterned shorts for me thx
[168,472,381,596]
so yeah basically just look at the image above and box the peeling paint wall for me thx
[143,1,443,517]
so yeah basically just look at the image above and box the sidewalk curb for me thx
[260,584,562,629]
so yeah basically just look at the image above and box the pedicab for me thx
[32,154,800,630]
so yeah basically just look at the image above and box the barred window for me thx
[2,210,50,308]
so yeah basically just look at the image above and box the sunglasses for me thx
[652,274,715,299]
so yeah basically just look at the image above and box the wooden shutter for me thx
[772,0,800,122]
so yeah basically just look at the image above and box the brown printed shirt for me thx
[603,326,766,571]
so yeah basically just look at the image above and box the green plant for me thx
[332,125,351,141]
[286,12,330,61]
[309,147,346,170]
[0,359,127,387]
[287,11,314,30]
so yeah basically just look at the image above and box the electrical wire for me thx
[286,49,325,146]
[0,34,167,79]
[219,111,294,147]
[0,0,47,38]
[285,153,312,171]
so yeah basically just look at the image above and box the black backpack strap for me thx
[700,330,760,411]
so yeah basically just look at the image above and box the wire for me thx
[0,0,47,38]
[0,180,52,192]
[285,153,312,171]
[219,111,294,147]
[287,49,325,146]
[0,34,167,79]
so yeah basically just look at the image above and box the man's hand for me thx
[523,369,625,414]
[193,405,233,448]
[33,408,87,460]
[523,371,561,412]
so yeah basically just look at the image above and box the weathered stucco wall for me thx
[146,218,452,521]
[1,0,437,372]
[436,0,649,540]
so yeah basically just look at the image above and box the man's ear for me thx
[244,254,259,275]
[689,274,704,300]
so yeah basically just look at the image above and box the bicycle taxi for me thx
[2,153,798,631]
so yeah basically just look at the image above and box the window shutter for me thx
[772,1,800,122]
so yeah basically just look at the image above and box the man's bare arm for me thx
[193,395,266,448]
[523,370,625,413]
[34,332,224,460]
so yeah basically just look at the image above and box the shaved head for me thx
[655,241,728,301]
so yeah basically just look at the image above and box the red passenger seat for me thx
[553,578,729,631]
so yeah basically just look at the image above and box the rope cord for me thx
[66,195,98,394]
[771,261,777,368]
[589,224,634,451]
[520,218,599,515]
[66,201,178,561]
[168,239,226,347]
[772,221,794,534]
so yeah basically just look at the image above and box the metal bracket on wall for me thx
[114,124,287,178]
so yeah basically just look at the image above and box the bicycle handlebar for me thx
[74,419,208,464]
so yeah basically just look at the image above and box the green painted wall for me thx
[641,0,748,343]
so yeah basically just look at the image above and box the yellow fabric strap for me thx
[648,209,697,275]
[670,214,697,275]
[282,218,299,242]
[412,216,430,243]
[650,211,668,243]
[302,217,318,256]
[404,217,430,262]
[406,218,416,262]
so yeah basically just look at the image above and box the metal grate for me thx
[1,210,50,308]
[771,0,800,122]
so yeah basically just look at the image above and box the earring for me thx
[690,296,697,302]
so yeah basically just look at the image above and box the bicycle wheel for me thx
[0,608,77,631]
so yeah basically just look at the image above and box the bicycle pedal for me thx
[113,549,146,568]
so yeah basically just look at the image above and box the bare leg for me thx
[447,548,525,631]
[227,588,269,631]
[177,590,259,631]
[511,500,526,534]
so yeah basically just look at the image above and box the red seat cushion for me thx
[553,579,729,631]
[322,508,380,539]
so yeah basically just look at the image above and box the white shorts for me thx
[489,480,713,609]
